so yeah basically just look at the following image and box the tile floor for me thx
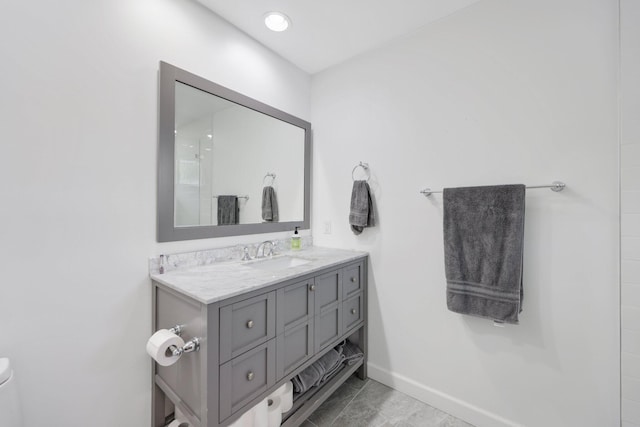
[301,376,475,427]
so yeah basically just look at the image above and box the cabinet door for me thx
[276,279,315,379]
[343,262,363,299]
[315,306,342,352]
[314,269,342,314]
[276,279,314,333]
[276,319,314,379]
[220,292,276,364]
[219,340,276,422]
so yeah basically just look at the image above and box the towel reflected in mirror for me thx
[261,186,279,222]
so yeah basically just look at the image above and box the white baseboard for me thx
[366,362,524,427]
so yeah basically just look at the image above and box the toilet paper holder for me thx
[168,325,200,356]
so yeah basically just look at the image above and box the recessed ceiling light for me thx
[264,12,291,32]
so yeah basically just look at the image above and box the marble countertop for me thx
[150,246,367,304]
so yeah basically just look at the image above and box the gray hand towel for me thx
[217,195,239,225]
[443,184,526,324]
[349,180,375,235]
[261,186,279,222]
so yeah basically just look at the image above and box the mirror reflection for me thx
[174,82,305,227]
[157,61,311,242]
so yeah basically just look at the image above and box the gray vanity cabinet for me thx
[151,256,367,427]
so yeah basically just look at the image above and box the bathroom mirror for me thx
[157,61,311,242]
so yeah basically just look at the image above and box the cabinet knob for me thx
[350,277,357,283]
[309,284,316,291]
[246,320,254,329]
[247,371,255,381]
[351,308,357,315]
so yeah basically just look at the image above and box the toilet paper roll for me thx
[268,381,293,413]
[146,329,185,367]
[252,398,269,427]
[267,396,282,427]
[278,382,293,413]
[175,407,185,421]
[228,408,253,427]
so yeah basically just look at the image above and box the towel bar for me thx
[420,181,565,197]
[213,195,250,200]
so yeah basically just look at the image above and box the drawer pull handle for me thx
[351,308,357,315]
[247,371,255,381]
[246,320,254,329]
[350,277,357,283]
[309,284,316,291]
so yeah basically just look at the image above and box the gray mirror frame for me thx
[157,61,311,242]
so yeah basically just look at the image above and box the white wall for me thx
[621,0,640,425]
[311,0,619,426]
[0,1,310,426]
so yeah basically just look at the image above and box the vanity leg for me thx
[151,284,166,427]
[356,324,368,380]
[152,383,166,427]
[356,259,368,380]
[357,363,367,380]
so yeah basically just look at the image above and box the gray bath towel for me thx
[321,361,346,384]
[217,195,239,225]
[292,348,343,393]
[443,184,526,324]
[349,180,375,235]
[261,186,279,222]
[321,353,346,383]
[291,364,319,394]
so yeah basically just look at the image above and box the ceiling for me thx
[195,0,483,74]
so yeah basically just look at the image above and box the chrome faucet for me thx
[255,241,276,258]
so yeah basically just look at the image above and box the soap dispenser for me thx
[291,227,301,250]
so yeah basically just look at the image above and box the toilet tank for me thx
[0,358,23,427]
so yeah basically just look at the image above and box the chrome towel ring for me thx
[352,162,370,182]
[263,172,276,186]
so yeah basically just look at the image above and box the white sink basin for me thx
[247,255,311,271]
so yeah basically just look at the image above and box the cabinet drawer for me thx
[343,263,363,299]
[314,269,342,314]
[219,340,276,422]
[276,319,314,379]
[277,279,314,333]
[220,292,276,363]
[343,293,363,332]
